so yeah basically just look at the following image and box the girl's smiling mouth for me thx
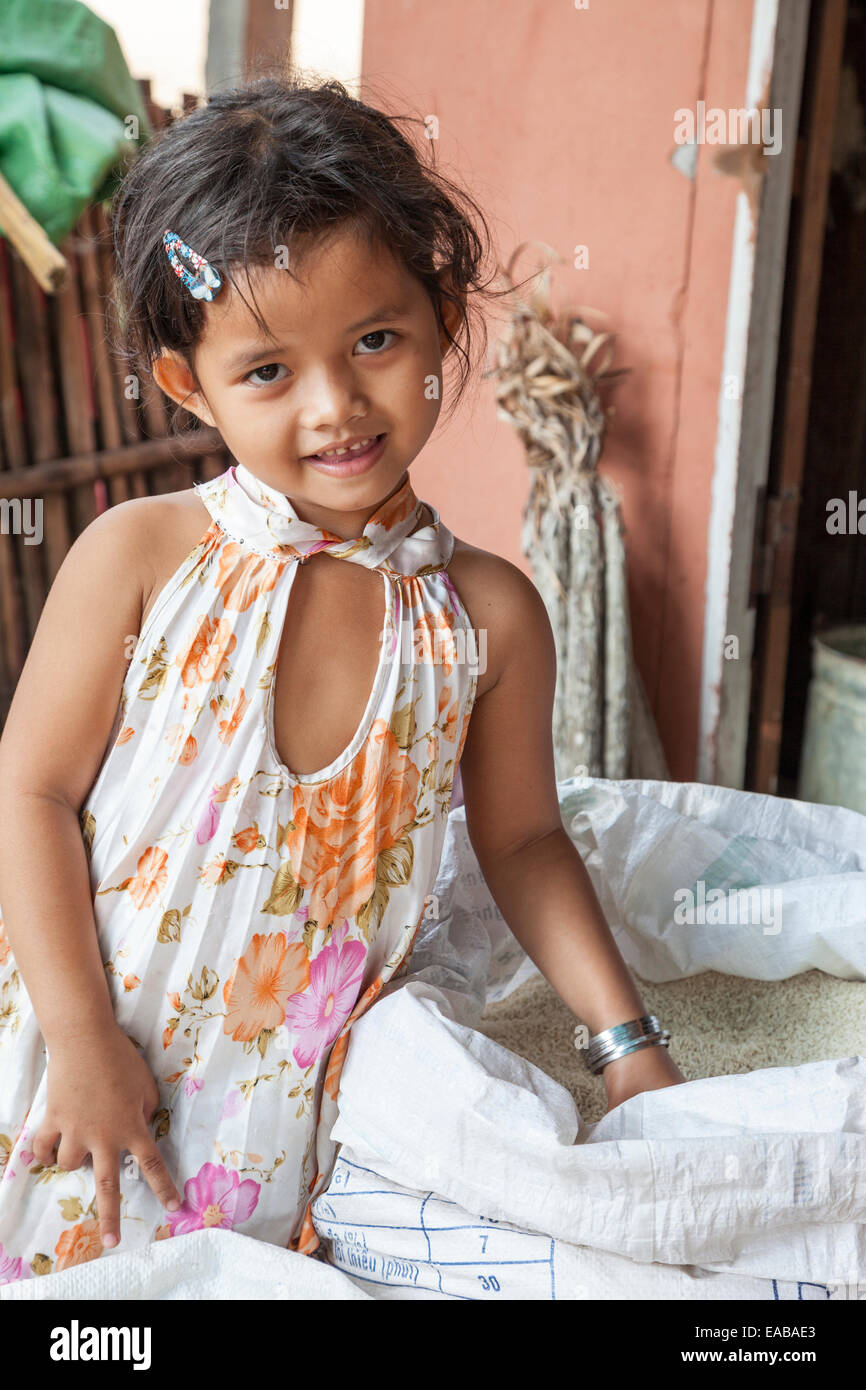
[303,433,387,476]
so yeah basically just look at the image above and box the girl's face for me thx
[153,225,459,532]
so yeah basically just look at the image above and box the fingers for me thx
[132,1138,182,1214]
[92,1147,122,1249]
[32,1120,181,1249]
[31,1126,61,1167]
[141,1084,158,1126]
[56,1136,88,1172]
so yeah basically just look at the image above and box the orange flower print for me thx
[290,1202,321,1257]
[285,719,419,930]
[456,698,474,764]
[381,485,414,533]
[165,723,184,757]
[0,917,8,968]
[55,1220,103,1272]
[165,723,198,765]
[167,991,182,1012]
[199,856,235,887]
[210,688,249,745]
[127,847,169,910]
[233,824,261,853]
[438,685,459,743]
[177,616,237,689]
[179,734,198,765]
[358,974,384,1011]
[223,933,310,1042]
[412,606,457,676]
[323,1032,349,1102]
[211,776,241,804]
[122,974,141,992]
[116,726,135,745]
[216,545,282,613]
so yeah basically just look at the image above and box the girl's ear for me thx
[435,271,465,356]
[151,351,217,428]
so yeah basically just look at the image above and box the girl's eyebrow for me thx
[224,302,412,373]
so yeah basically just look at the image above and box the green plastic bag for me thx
[0,0,152,246]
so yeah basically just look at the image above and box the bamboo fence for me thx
[0,81,230,726]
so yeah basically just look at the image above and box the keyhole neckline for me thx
[264,563,398,787]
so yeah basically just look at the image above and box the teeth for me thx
[318,435,376,459]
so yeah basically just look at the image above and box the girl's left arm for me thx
[457,558,686,1113]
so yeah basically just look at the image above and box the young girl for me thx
[0,75,684,1283]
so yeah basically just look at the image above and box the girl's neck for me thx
[269,468,416,541]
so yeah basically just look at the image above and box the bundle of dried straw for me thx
[485,242,668,781]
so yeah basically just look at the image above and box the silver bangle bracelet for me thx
[583,1014,672,1075]
[585,1014,669,1067]
[588,1031,671,1075]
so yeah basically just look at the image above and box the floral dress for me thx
[0,462,478,1283]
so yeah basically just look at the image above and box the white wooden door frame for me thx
[698,0,812,788]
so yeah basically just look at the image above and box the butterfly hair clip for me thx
[163,228,223,301]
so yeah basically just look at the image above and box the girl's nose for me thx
[295,367,368,429]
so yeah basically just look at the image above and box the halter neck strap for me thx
[194,463,454,576]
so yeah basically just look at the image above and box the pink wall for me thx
[362,0,755,780]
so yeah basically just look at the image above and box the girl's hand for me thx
[31,1023,183,1250]
[601,1043,688,1115]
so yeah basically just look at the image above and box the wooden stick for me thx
[0,429,225,497]
[0,170,70,294]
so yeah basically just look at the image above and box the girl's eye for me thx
[355,329,398,355]
[246,363,288,387]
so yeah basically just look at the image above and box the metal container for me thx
[798,625,866,815]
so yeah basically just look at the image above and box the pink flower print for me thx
[16,1126,32,1167]
[0,1241,30,1285]
[441,570,461,612]
[284,922,365,1068]
[220,1089,243,1120]
[184,1077,203,1098]
[168,1161,260,1235]
[196,786,222,845]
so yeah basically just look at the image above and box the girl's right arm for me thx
[0,498,183,1245]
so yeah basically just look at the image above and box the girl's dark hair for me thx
[108,71,514,432]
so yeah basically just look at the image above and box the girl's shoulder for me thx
[447,535,553,700]
[84,482,211,568]
[47,485,214,643]
[118,486,214,632]
[1,490,211,810]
